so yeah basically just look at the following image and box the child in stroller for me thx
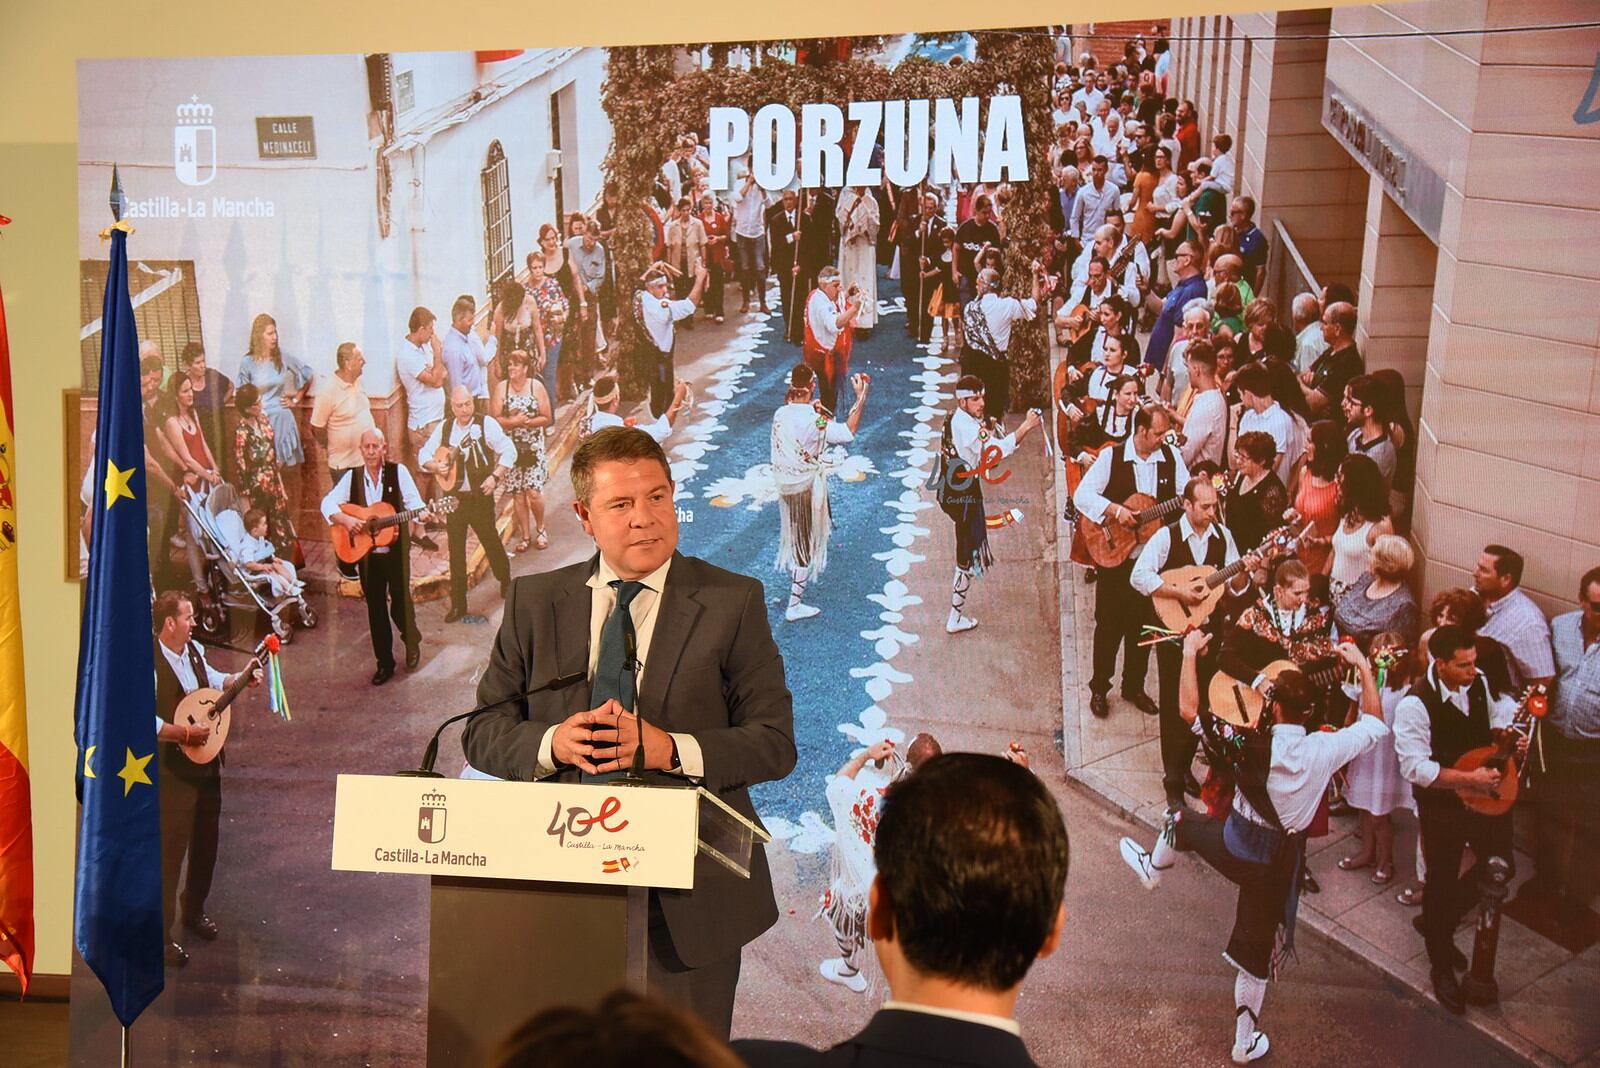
[237,508,304,599]
[181,481,317,640]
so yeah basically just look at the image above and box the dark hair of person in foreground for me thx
[876,752,1071,990]
[487,987,746,1068]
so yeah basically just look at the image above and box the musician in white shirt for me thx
[1131,478,1256,809]
[1122,630,1384,1064]
[152,590,261,967]
[1073,406,1189,718]
[1392,624,1525,1014]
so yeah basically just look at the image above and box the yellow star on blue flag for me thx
[103,460,136,509]
[83,744,97,779]
[116,748,152,797]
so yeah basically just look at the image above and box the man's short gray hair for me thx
[1181,298,1213,322]
[817,266,842,284]
[1292,292,1321,321]
[977,268,1002,290]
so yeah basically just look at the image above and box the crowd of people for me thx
[1031,40,1596,1051]
[97,27,1599,1064]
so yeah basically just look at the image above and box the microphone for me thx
[395,669,587,778]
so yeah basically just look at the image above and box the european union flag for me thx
[73,225,164,1026]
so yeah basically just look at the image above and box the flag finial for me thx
[109,165,126,223]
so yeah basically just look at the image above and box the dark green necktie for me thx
[582,579,644,782]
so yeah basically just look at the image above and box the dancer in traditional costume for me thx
[803,266,863,413]
[579,375,688,444]
[772,364,870,622]
[817,733,942,993]
[1121,629,1386,1064]
[931,375,1041,634]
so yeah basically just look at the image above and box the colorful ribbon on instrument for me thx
[1138,623,1187,648]
[262,634,292,722]
[985,508,1023,530]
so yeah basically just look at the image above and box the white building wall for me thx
[77,49,612,399]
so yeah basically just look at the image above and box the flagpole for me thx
[114,164,134,1068]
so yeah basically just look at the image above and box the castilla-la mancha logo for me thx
[174,96,217,187]
[417,790,447,845]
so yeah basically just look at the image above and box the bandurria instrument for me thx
[175,635,278,764]
[1152,523,1300,633]
[1452,684,1548,816]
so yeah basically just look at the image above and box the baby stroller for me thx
[178,482,318,643]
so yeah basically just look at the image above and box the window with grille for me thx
[79,259,203,393]
[482,140,514,294]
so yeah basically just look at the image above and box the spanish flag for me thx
[0,280,34,994]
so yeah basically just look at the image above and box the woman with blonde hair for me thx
[1333,533,1420,653]
[236,313,312,527]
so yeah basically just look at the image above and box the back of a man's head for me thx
[874,753,1070,992]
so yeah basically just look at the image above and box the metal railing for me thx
[1263,217,1321,327]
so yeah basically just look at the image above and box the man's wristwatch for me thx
[667,736,680,772]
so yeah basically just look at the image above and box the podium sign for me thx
[331,774,698,888]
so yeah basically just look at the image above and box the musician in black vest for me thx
[152,590,260,967]
[322,427,430,684]
[1073,405,1189,718]
[1394,624,1525,1014]
[422,387,516,625]
[1131,476,1256,807]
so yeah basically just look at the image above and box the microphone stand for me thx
[395,669,587,778]
[618,625,653,785]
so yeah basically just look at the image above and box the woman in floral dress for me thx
[234,384,299,558]
[490,350,553,552]
[525,254,570,407]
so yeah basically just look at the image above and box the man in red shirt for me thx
[1176,99,1201,172]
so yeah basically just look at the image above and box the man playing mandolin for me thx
[1131,475,1258,809]
[322,427,433,684]
[1393,623,1528,1015]
[153,590,262,968]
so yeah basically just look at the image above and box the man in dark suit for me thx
[462,425,796,1039]
[735,753,1069,1067]
[898,191,942,345]
[766,189,802,344]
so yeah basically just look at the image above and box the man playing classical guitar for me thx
[1393,624,1526,1015]
[153,590,261,968]
[322,427,433,684]
[1131,476,1256,808]
[1073,404,1189,718]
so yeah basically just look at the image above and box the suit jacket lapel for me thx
[551,555,596,683]
[639,553,703,727]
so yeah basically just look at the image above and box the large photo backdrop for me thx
[72,31,1075,1064]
